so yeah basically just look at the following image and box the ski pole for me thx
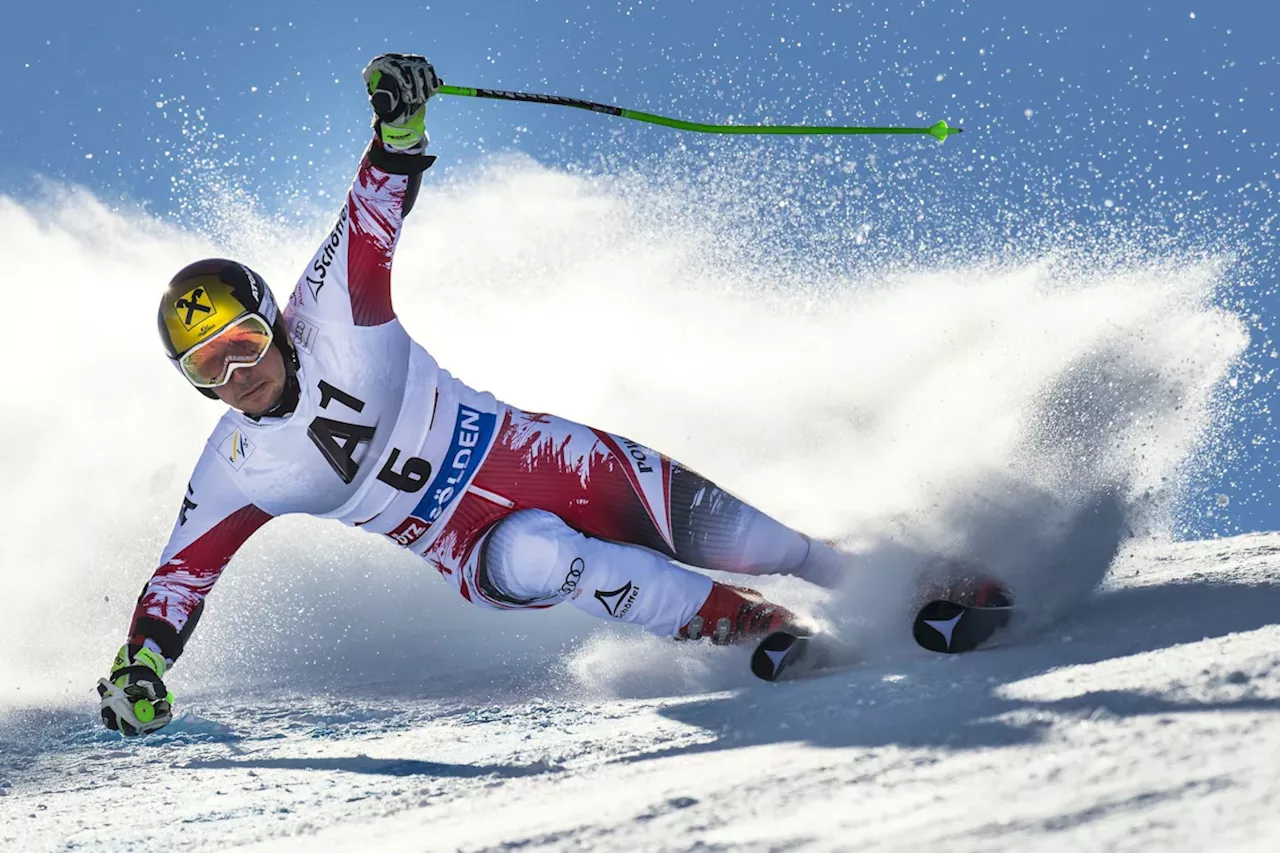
[435,85,962,142]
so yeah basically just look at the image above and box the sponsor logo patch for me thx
[390,406,498,542]
[175,286,217,330]
[306,206,349,300]
[240,264,260,301]
[559,558,585,596]
[178,482,198,526]
[290,316,318,354]
[219,429,257,471]
[595,431,675,552]
[594,581,640,619]
[387,517,429,548]
[410,406,497,523]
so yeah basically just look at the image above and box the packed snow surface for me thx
[3,534,1280,851]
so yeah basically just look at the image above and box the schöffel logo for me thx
[594,581,640,619]
[306,206,349,299]
[398,406,497,532]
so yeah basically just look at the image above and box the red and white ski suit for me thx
[127,141,842,665]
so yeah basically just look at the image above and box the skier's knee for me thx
[478,508,714,637]
[480,509,585,605]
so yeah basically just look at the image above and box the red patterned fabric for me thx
[347,157,403,326]
[422,409,676,607]
[130,505,273,636]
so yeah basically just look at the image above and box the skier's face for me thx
[212,345,286,416]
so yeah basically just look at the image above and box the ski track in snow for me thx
[5,534,1280,852]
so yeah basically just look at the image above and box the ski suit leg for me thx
[480,509,713,636]
[416,407,849,637]
[461,408,849,589]
[665,470,848,588]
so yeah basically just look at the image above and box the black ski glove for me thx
[362,53,442,151]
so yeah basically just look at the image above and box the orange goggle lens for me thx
[179,314,274,388]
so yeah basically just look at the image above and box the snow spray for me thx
[0,140,1247,708]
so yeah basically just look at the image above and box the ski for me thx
[912,600,1013,654]
[750,631,856,682]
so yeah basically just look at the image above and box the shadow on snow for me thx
[634,578,1280,760]
[178,755,556,778]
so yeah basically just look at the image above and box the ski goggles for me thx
[178,313,274,388]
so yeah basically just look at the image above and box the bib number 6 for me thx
[377,449,432,493]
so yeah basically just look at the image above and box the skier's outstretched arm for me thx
[98,446,273,736]
[289,53,441,327]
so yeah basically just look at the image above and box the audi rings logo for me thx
[560,558,585,596]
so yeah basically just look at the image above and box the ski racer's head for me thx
[158,259,298,417]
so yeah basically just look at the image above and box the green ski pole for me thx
[436,85,961,142]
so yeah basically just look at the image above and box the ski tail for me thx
[751,631,808,681]
[913,600,1013,654]
[750,631,856,682]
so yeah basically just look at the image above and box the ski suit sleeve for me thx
[288,139,435,327]
[128,445,273,664]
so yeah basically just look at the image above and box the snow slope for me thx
[0,147,1260,851]
[4,533,1280,851]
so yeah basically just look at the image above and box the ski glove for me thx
[362,53,442,152]
[97,644,175,736]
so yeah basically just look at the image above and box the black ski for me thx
[912,600,1013,654]
[750,631,855,682]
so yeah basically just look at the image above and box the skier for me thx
[98,54,850,735]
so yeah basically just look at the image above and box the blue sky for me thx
[2,0,1276,533]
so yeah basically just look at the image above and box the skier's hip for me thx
[394,405,824,611]
[414,406,682,609]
